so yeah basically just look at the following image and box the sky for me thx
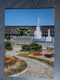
[5,8,55,26]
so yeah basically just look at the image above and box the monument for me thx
[15,27,32,45]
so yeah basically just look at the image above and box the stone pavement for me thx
[16,56,54,79]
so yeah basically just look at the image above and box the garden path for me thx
[6,45,54,79]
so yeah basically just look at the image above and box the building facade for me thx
[5,25,54,40]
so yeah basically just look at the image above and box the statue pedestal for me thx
[15,37,32,45]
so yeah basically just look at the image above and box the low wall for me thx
[15,38,32,45]
[14,38,54,49]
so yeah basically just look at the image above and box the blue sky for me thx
[5,8,54,26]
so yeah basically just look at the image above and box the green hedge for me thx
[22,42,42,52]
[5,41,13,50]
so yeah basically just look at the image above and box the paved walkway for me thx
[6,45,54,79]
[16,56,54,79]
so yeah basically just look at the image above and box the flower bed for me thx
[4,57,19,68]
[33,52,43,56]
[44,53,54,58]
[5,57,11,63]
[4,56,27,76]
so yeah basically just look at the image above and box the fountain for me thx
[46,29,52,42]
[34,17,42,41]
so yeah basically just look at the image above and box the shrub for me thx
[29,42,42,51]
[22,45,30,51]
[5,41,13,50]
[22,42,42,52]
[5,35,10,40]
[44,53,54,58]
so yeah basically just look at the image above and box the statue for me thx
[17,27,30,36]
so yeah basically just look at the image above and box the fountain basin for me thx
[46,36,52,42]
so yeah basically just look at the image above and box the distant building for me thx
[41,26,54,36]
[5,25,54,40]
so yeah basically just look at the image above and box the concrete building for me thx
[5,25,54,40]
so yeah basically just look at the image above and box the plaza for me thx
[4,9,54,79]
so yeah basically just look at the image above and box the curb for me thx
[10,67,28,77]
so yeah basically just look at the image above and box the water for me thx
[46,29,52,42]
[33,18,53,42]
[34,17,42,40]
